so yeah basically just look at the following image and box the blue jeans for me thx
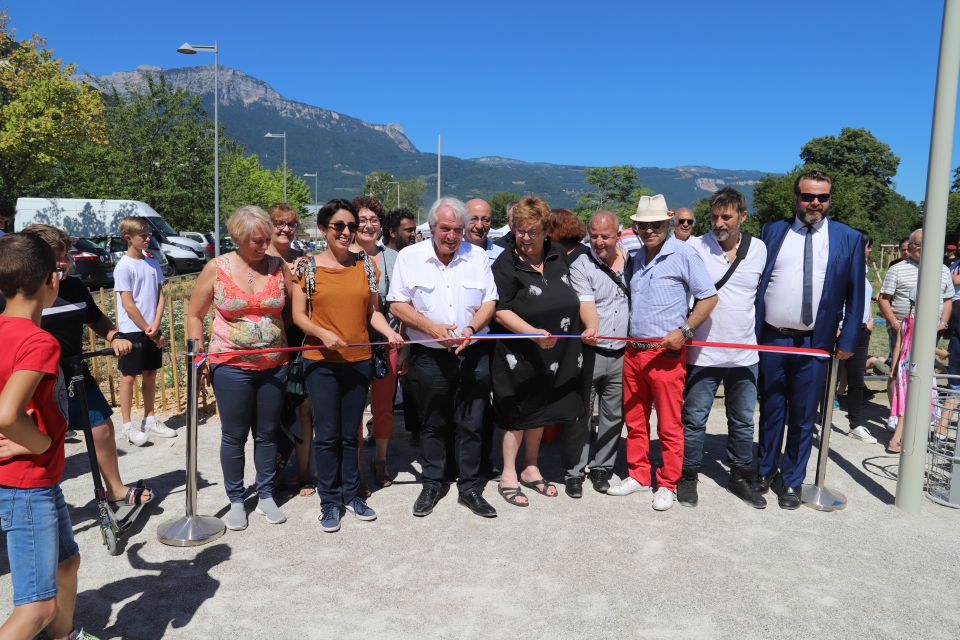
[210,363,287,502]
[305,359,372,507]
[0,484,79,605]
[682,364,758,469]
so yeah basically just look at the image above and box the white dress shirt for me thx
[387,239,498,348]
[764,217,829,330]
[687,233,768,367]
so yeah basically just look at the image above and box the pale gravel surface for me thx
[1,393,958,639]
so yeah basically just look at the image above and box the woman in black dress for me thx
[491,196,585,506]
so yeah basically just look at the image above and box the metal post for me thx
[158,339,226,546]
[802,356,847,511]
[213,43,220,257]
[896,0,960,513]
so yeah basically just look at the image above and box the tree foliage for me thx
[575,165,652,226]
[0,11,105,213]
[752,128,914,244]
[488,191,519,227]
[362,170,425,214]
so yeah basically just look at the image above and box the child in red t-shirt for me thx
[0,233,92,640]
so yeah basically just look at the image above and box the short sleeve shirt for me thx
[0,316,67,488]
[569,249,629,350]
[114,254,165,332]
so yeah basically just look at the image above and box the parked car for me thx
[69,237,114,289]
[209,233,237,255]
[180,231,216,261]
[88,235,173,278]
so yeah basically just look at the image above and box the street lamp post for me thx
[264,131,287,202]
[386,181,400,209]
[176,40,220,256]
[303,172,318,205]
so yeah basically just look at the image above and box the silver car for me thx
[180,231,216,262]
[88,235,173,278]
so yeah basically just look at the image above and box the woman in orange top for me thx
[291,198,402,533]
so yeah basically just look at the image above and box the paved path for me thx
[1,394,958,639]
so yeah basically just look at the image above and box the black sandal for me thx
[111,481,152,508]
[520,478,557,497]
[498,484,529,507]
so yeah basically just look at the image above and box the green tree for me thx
[0,12,105,213]
[361,170,425,212]
[800,127,900,213]
[488,191,519,227]
[951,166,960,192]
[575,165,651,225]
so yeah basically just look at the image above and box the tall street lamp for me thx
[264,131,287,202]
[177,40,221,256]
[386,181,400,209]
[303,172,318,205]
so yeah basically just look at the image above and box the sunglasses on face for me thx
[328,221,358,234]
[799,192,831,203]
[273,220,298,229]
[634,222,666,231]
[676,219,694,226]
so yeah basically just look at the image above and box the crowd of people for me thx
[3,167,948,639]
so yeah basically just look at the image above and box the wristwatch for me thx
[464,325,478,335]
[679,323,695,340]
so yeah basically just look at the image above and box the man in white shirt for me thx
[388,197,499,519]
[677,188,768,509]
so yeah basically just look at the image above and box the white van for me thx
[15,198,206,274]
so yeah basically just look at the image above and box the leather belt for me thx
[628,341,661,351]
[765,323,813,338]
[588,344,626,357]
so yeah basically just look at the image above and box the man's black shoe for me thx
[589,468,610,493]
[413,486,441,517]
[564,477,583,499]
[727,466,767,509]
[777,485,802,510]
[754,470,780,495]
[458,489,497,518]
[676,466,699,507]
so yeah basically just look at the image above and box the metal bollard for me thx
[158,339,226,546]
[801,355,847,511]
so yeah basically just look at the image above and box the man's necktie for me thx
[802,225,813,325]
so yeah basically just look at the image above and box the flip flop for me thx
[298,482,317,497]
[886,439,902,454]
[520,478,558,497]
[111,482,152,508]
[498,484,529,507]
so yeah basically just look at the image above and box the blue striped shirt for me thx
[627,235,717,338]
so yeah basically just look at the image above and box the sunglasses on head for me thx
[676,219,694,226]
[799,192,831,203]
[328,221,358,233]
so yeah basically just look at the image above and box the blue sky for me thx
[5,0,957,202]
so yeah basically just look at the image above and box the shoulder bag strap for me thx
[713,232,751,291]
[587,252,631,301]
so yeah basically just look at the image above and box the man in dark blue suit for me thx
[754,169,864,509]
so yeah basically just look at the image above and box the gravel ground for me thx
[1,390,958,639]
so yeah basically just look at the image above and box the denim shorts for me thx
[67,368,114,429]
[0,484,79,605]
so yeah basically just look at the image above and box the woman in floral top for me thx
[187,205,291,531]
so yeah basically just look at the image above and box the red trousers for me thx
[622,346,686,490]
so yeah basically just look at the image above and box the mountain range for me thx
[90,65,772,210]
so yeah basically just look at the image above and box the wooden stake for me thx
[167,290,182,410]
[100,288,117,406]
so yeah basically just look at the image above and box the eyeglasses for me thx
[676,219,694,226]
[273,220,298,229]
[358,217,380,226]
[799,192,831,203]
[328,221,358,234]
[53,267,66,278]
[515,228,542,238]
[634,222,666,231]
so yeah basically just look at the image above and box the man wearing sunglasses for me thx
[607,195,717,511]
[754,169,865,509]
[673,208,695,241]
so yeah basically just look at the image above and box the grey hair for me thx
[427,197,468,229]
[909,228,922,245]
[588,210,619,229]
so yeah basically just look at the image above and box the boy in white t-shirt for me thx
[114,216,175,444]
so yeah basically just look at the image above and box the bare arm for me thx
[0,370,53,457]
[119,291,151,333]
[90,315,133,356]
[367,292,403,346]
[494,308,557,349]
[579,301,600,346]
[149,283,165,334]
[941,298,952,328]
[877,294,898,332]
[290,276,346,349]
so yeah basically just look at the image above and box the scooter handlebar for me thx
[79,342,142,360]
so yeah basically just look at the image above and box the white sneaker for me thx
[122,422,149,447]
[886,416,899,432]
[652,487,675,511]
[849,426,878,443]
[606,476,651,496]
[143,416,176,438]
